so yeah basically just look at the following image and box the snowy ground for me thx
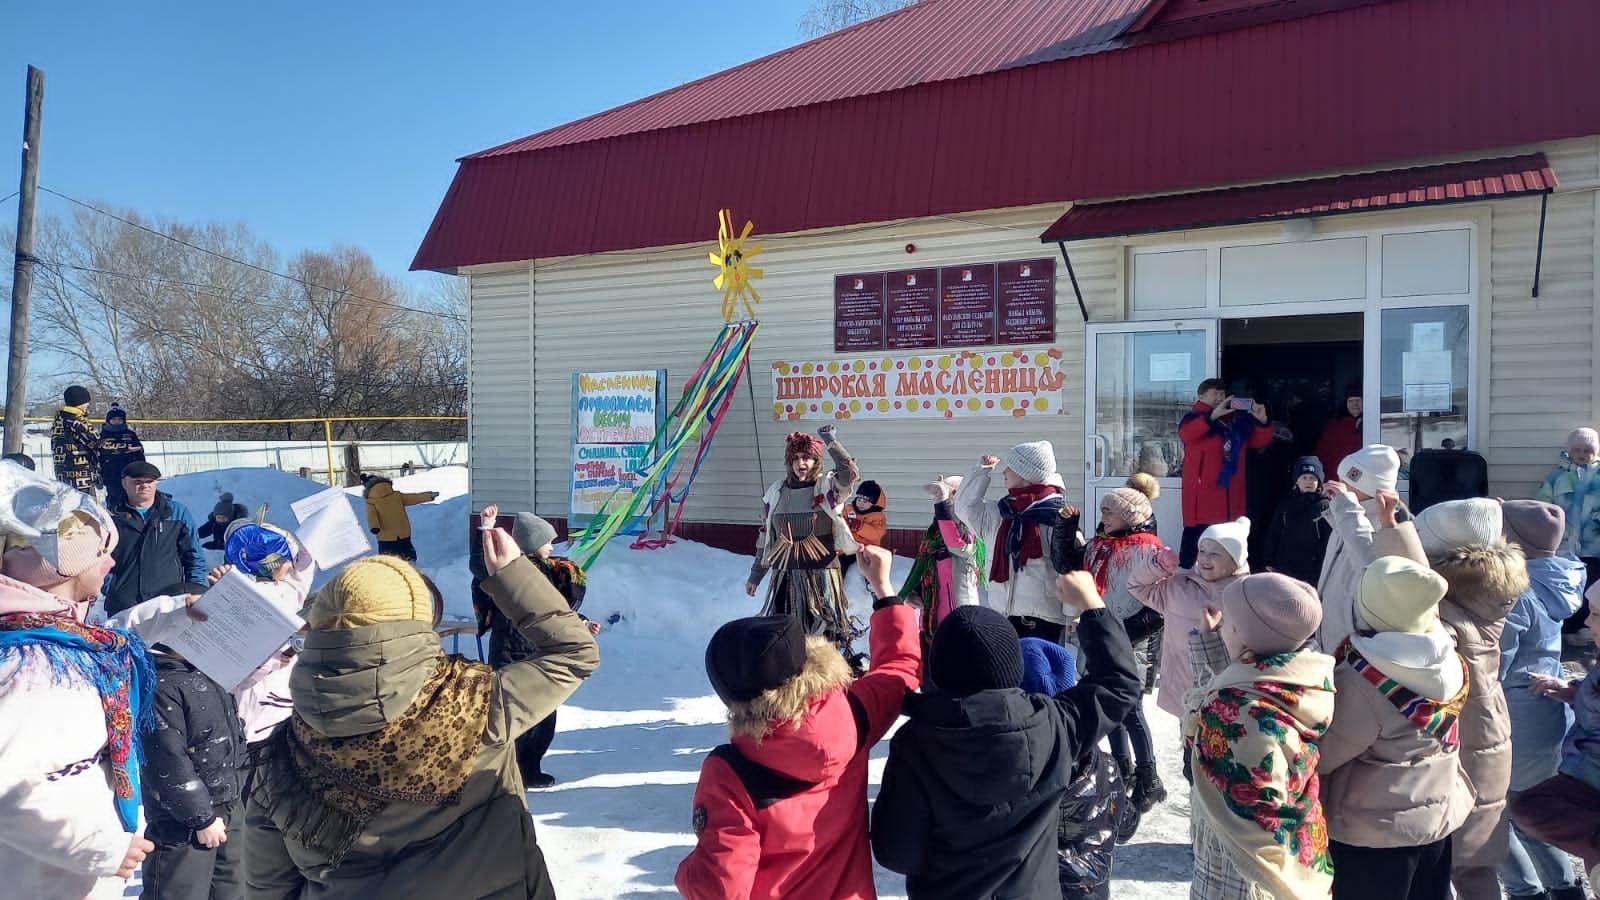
[135,467,1193,898]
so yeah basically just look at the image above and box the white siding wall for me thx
[466,267,536,512]
[1486,136,1600,495]
[511,206,1119,532]
[463,135,1600,520]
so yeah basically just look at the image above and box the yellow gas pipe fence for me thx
[21,415,466,487]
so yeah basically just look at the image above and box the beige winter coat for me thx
[1315,491,1428,652]
[1434,540,1528,873]
[1318,634,1474,849]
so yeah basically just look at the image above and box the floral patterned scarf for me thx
[1189,648,1337,900]
[0,613,155,831]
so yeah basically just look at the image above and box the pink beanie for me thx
[1221,574,1322,656]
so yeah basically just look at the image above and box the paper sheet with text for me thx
[162,568,304,690]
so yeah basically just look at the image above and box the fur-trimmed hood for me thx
[1434,539,1529,626]
[726,637,856,782]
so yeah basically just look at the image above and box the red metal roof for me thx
[414,0,1600,271]
[470,0,1149,157]
[1040,154,1559,242]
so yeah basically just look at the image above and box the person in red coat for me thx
[677,545,921,900]
[1179,378,1273,567]
[1315,388,1364,479]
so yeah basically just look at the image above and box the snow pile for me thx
[162,465,473,619]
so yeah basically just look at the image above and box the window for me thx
[1378,306,1470,460]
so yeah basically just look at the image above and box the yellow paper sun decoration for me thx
[709,209,764,322]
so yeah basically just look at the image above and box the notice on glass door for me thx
[939,264,998,347]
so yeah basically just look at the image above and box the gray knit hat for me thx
[1001,440,1057,485]
[512,512,558,555]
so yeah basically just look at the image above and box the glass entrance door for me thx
[1085,320,1218,545]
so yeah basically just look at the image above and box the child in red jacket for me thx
[676,546,921,900]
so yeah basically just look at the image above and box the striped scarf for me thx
[1336,639,1467,747]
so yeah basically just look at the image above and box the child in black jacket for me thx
[1263,457,1332,584]
[871,571,1139,899]
[141,647,246,899]
[1019,637,1128,900]
[470,510,595,788]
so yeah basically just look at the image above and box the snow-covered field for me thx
[136,466,1193,898]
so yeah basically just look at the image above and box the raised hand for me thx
[1055,571,1105,613]
[1375,489,1400,528]
[1154,547,1180,574]
[481,505,520,575]
[857,546,895,597]
[980,455,1000,468]
[1201,605,1224,633]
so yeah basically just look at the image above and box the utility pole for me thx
[4,65,43,454]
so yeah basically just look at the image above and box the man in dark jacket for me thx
[141,649,246,898]
[871,571,1139,899]
[98,403,146,509]
[1264,456,1333,584]
[105,460,207,616]
[50,384,100,496]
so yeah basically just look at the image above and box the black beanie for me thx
[64,385,91,407]
[706,615,807,704]
[930,605,1024,696]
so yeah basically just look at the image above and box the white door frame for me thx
[1083,319,1219,546]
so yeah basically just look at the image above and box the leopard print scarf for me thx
[249,654,494,866]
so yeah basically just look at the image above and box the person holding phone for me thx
[1177,378,1273,568]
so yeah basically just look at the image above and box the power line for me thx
[35,260,469,391]
[38,186,463,322]
[0,191,17,207]
[36,257,463,327]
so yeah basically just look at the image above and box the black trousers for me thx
[1008,616,1065,644]
[377,536,418,561]
[1329,836,1453,900]
[141,803,242,900]
[1179,525,1209,569]
[515,709,559,783]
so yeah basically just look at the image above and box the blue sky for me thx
[1,0,817,292]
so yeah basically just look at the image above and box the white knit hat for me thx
[1337,445,1400,497]
[1200,517,1251,573]
[1002,440,1057,486]
[1414,498,1504,558]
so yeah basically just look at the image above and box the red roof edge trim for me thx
[1040,153,1558,244]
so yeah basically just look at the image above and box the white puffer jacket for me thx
[955,464,1068,625]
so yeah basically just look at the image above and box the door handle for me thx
[1089,433,1112,480]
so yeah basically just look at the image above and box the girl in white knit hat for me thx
[955,440,1076,643]
[1127,516,1251,784]
[1316,444,1428,651]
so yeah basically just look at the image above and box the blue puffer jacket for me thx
[1499,554,1587,688]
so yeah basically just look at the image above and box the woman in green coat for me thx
[243,505,600,899]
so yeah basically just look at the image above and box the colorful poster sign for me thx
[772,348,1066,421]
[831,257,1055,350]
[997,257,1055,344]
[570,370,666,527]
[833,273,886,352]
[885,268,939,350]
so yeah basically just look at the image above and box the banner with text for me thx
[570,370,666,526]
[772,348,1066,420]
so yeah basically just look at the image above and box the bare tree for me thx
[800,0,916,37]
[4,206,466,441]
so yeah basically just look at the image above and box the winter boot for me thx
[1114,793,1142,845]
[1133,764,1167,814]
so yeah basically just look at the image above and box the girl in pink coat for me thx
[1127,517,1251,783]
